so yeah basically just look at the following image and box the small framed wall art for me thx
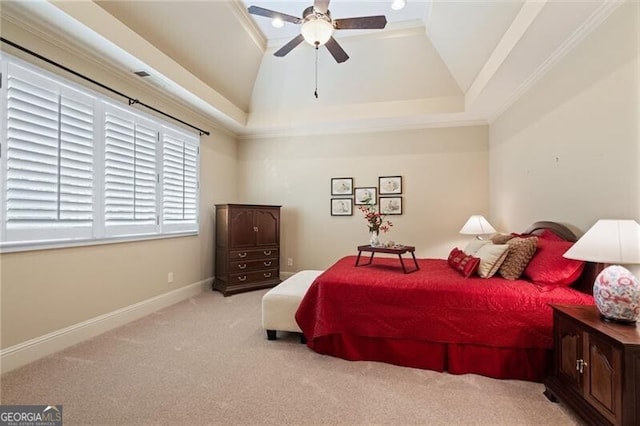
[331,177,354,196]
[331,198,353,216]
[379,196,403,215]
[354,187,377,205]
[379,176,402,195]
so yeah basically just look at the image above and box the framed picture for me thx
[379,176,402,195]
[354,187,377,205]
[330,198,353,216]
[331,177,353,196]
[379,196,402,215]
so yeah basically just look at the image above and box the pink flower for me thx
[358,202,393,234]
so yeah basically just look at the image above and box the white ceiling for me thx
[0,0,623,137]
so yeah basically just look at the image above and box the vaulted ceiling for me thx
[0,0,622,137]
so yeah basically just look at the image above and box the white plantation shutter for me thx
[104,105,159,237]
[1,55,200,251]
[3,63,94,243]
[162,128,199,233]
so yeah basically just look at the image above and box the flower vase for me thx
[369,230,380,247]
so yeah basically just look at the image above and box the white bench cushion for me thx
[262,270,323,334]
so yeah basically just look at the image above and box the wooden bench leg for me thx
[266,329,277,340]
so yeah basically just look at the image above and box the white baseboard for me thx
[0,278,212,374]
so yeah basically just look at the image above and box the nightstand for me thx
[544,304,640,426]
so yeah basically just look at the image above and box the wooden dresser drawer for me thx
[230,269,278,285]
[230,259,278,273]
[229,248,278,261]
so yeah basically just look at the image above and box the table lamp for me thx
[563,219,640,324]
[459,215,496,239]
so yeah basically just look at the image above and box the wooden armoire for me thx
[214,204,281,296]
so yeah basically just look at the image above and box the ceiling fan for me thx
[248,0,387,63]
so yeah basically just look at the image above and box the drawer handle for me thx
[263,250,272,256]
[238,252,247,258]
[238,263,247,270]
[238,275,247,282]
[264,272,272,278]
[253,226,258,232]
[263,261,271,267]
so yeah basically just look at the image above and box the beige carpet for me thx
[1,289,583,425]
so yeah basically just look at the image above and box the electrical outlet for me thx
[167,272,174,283]
[287,258,293,267]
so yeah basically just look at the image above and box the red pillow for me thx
[448,248,481,278]
[523,239,585,286]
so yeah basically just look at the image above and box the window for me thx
[0,55,200,252]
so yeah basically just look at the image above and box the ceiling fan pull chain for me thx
[314,43,319,98]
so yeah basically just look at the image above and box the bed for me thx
[295,221,597,382]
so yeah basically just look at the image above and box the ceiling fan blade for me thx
[274,34,305,57]
[334,15,387,30]
[325,37,349,63]
[247,6,301,24]
[314,0,330,14]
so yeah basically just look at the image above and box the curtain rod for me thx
[0,37,210,136]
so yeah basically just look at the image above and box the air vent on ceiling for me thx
[134,70,150,77]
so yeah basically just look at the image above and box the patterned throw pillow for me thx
[498,236,538,280]
[491,233,515,244]
[447,248,481,278]
[475,244,510,278]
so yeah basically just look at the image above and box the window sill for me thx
[0,231,199,254]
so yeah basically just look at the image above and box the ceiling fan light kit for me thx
[300,8,334,46]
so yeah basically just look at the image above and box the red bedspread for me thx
[296,256,594,352]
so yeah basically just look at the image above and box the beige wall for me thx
[0,20,238,349]
[237,126,490,271]
[490,1,639,234]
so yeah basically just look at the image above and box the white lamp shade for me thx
[459,215,497,235]
[301,18,334,46]
[563,219,640,264]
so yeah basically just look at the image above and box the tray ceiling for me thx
[0,0,622,137]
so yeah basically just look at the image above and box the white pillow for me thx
[475,244,510,278]
[463,239,491,256]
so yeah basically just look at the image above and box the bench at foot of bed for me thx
[262,270,322,343]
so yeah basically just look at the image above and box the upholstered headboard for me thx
[522,221,599,295]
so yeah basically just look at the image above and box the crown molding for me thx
[229,0,267,52]
[238,116,487,140]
